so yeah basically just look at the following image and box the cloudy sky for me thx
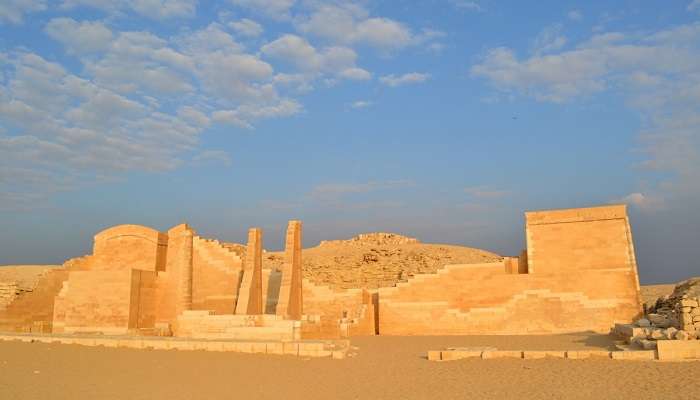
[1,0,699,283]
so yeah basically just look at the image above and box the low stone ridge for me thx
[254,232,501,289]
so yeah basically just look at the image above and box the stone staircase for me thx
[193,236,243,277]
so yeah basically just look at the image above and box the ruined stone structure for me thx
[0,205,643,339]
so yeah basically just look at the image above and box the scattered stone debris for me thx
[614,277,700,348]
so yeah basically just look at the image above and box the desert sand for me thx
[0,334,698,400]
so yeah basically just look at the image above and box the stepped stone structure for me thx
[0,204,644,340]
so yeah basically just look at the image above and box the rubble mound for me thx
[619,277,700,348]
[263,232,501,290]
[319,233,419,247]
[648,277,700,332]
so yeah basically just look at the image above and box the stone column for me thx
[276,220,303,319]
[235,227,263,315]
[169,224,193,315]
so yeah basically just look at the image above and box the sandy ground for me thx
[1,334,698,400]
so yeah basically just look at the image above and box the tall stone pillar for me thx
[235,227,263,315]
[168,224,193,316]
[276,220,303,319]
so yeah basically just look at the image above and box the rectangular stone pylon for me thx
[276,220,303,320]
[235,228,263,315]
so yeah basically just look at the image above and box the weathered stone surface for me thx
[647,313,672,328]
[675,330,691,340]
[636,318,651,327]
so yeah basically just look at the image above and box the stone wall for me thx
[376,205,642,335]
[191,235,242,314]
[92,225,167,272]
[53,269,157,334]
[0,270,70,332]
[0,282,19,311]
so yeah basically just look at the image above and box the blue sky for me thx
[1,0,699,284]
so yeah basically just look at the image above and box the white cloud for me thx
[0,0,46,24]
[296,3,425,51]
[472,22,700,208]
[212,99,301,128]
[612,193,663,211]
[338,67,371,80]
[379,72,430,87]
[229,0,295,20]
[470,37,700,102]
[350,100,372,109]
[62,0,197,19]
[450,1,482,11]
[261,34,369,82]
[45,18,114,54]
[229,18,263,37]
[688,0,700,12]
[567,10,583,21]
[532,24,567,55]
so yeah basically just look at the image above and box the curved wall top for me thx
[92,224,168,271]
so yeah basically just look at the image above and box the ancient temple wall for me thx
[92,225,167,272]
[300,279,373,338]
[53,270,136,334]
[377,205,643,335]
[191,236,242,314]
[154,224,194,327]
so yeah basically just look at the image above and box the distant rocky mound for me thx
[319,233,419,247]
[262,232,501,290]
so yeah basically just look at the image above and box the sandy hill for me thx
[0,265,61,290]
[255,233,503,290]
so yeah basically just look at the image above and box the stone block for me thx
[611,351,655,360]
[657,340,700,361]
[441,350,482,360]
[427,350,442,361]
[482,350,522,359]
[251,342,267,353]
[523,351,565,359]
[680,299,698,307]
[566,350,611,359]
[331,350,346,359]
[283,342,299,356]
[266,342,284,355]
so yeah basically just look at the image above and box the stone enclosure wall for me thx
[0,204,643,338]
[376,205,642,335]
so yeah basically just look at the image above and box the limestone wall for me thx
[53,269,156,334]
[176,311,299,341]
[0,269,70,332]
[0,282,19,311]
[300,278,375,338]
[525,205,638,278]
[92,225,167,272]
[376,205,642,335]
[192,236,242,314]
